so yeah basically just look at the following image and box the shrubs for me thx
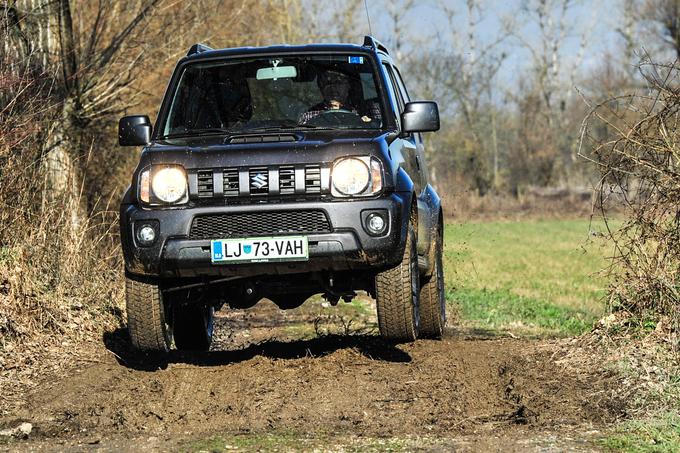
[0,62,123,353]
[583,61,680,332]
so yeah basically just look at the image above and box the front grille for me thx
[189,210,331,239]
[279,166,295,195]
[223,168,239,197]
[190,164,327,200]
[197,170,213,198]
[305,165,321,193]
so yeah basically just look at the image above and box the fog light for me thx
[366,213,386,235]
[137,225,156,245]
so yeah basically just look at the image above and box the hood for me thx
[141,129,395,170]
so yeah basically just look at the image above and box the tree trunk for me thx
[42,97,83,234]
[43,0,83,233]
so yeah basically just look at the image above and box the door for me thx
[382,62,434,258]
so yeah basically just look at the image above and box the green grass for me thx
[599,413,680,452]
[183,432,300,452]
[444,219,612,336]
[451,288,594,336]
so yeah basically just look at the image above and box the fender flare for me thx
[422,186,443,278]
[394,166,414,193]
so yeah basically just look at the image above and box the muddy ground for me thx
[0,300,627,452]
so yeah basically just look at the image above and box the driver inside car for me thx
[298,69,378,124]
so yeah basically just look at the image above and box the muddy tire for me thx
[375,223,420,342]
[419,224,446,339]
[173,304,214,351]
[125,277,172,353]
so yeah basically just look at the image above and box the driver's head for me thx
[317,69,350,105]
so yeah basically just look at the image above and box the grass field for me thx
[442,219,680,452]
[600,413,680,452]
[443,218,612,337]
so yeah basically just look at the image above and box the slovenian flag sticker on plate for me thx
[348,56,364,64]
[212,241,223,260]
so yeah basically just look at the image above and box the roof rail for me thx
[186,43,213,57]
[362,36,389,55]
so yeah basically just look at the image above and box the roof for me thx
[184,37,390,61]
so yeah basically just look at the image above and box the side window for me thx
[393,67,411,102]
[384,64,405,113]
[382,63,404,130]
[385,64,415,138]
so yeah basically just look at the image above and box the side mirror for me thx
[119,115,152,146]
[402,101,440,133]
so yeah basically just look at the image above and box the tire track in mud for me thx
[1,301,626,450]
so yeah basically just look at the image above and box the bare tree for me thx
[1,0,165,229]
[513,0,576,120]
[641,0,680,59]
[1,0,299,230]
[297,0,368,43]
[618,0,640,74]
[384,0,416,60]
[506,0,599,191]
[407,1,508,194]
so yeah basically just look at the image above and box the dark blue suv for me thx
[118,36,444,353]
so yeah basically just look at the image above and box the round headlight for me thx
[151,167,187,204]
[332,158,370,195]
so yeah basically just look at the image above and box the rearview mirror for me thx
[119,115,152,146]
[256,65,297,80]
[402,101,440,133]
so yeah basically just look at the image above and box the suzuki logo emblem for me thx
[251,172,267,189]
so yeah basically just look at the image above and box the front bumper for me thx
[120,193,411,279]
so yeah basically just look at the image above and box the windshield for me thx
[161,54,385,138]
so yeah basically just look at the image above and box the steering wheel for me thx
[321,108,354,115]
[306,109,367,127]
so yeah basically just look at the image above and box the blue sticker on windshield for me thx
[348,56,364,64]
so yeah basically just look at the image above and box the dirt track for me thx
[1,300,626,452]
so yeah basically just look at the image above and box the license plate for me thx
[210,236,308,264]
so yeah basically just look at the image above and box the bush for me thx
[0,59,123,353]
[582,61,680,331]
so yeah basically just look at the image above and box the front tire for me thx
[125,277,172,353]
[419,223,446,338]
[375,222,420,342]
